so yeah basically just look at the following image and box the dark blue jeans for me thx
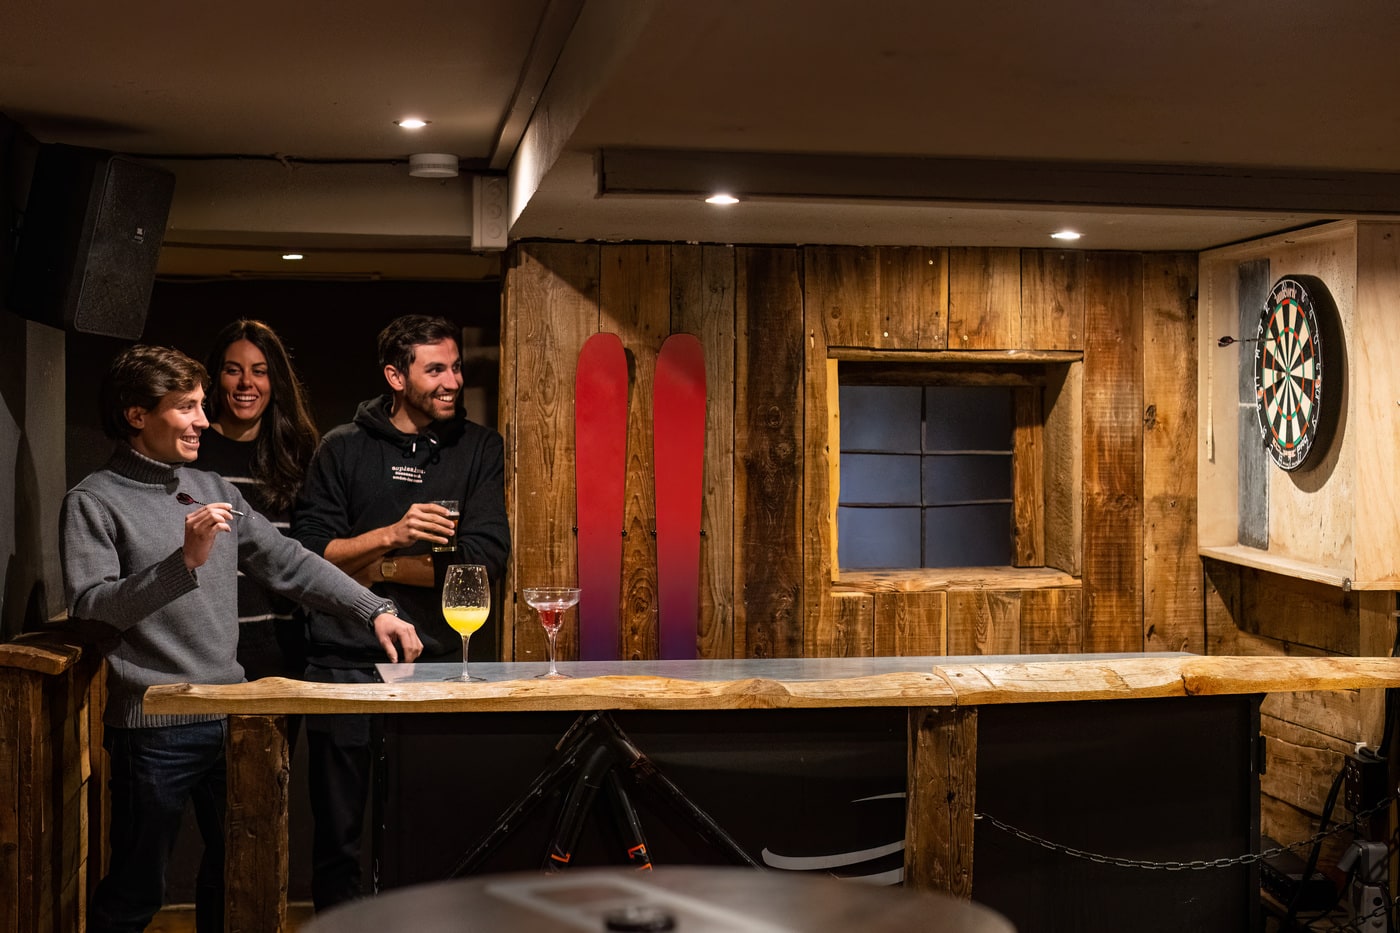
[90,720,228,933]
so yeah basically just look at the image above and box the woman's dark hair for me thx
[377,314,460,374]
[204,319,320,514]
[100,345,208,440]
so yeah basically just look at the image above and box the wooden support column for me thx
[0,670,43,933]
[905,706,977,898]
[225,715,290,933]
[0,630,97,933]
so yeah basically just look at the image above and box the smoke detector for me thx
[408,153,459,178]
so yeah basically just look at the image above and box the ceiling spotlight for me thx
[396,118,429,129]
[281,253,304,261]
[408,153,459,178]
[1050,230,1082,240]
[705,193,740,205]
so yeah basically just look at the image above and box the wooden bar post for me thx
[905,706,977,898]
[225,715,290,933]
[0,671,43,933]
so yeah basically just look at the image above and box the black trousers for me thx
[303,665,379,912]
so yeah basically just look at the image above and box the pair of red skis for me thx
[575,333,705,661]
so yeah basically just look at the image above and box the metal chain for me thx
[974,796,1395,872]
[1317,893,1395,933]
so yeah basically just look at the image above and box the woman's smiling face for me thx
[218,338,272,432]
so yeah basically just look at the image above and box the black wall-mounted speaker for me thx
[11,144,175,340]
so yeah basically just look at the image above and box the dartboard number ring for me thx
[1253,275,1338,471]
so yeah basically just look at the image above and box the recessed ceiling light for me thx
[705,193,740,205]
[282,253,304,261]
[395,118,429,130]
[1050,230,1082,240]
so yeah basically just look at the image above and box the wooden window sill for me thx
[834,566,1080,594]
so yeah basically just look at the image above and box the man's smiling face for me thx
[127,386,209,463]
[390,338,462,428]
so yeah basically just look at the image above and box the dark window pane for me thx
[923,504,1012,567]
[923,454,1012,504]
[840,385,921,451]
[925,386,1012,451]
[836,381,1017,571]
[838,506,921,568]
[840,453,921,505]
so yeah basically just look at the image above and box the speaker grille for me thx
[72,157,175,339]
[11,144,175,340]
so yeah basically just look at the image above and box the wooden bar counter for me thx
[143,653,1400,932]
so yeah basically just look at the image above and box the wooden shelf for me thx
[834,566,1079,594]
[1198,544,1374,590]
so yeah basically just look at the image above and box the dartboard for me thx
[1253,275,1336,471]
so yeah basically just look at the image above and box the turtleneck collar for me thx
[107,443,183,486]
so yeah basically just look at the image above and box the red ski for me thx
[575,333,629,661]
[653,334,706,660]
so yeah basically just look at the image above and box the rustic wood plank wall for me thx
[801,259,841,658]
[670,246,737,660]
[1021,250,1084,350]
[1011,388,1045,567]
[1082,254,1146,653]
[1205,559,1391,863]
[874,591,947,657]
[503,241,1199,663]
[504,244,597,661]
[1143,254,1203,653]
[734,248,805,659]
[601,244,671,661]
[949,248,1021,349]
[947,590,1020,656]
[1021,588,1085,654]
[1043,362,1083,578]
[1353,224,1400,586]
[809,591,875,658]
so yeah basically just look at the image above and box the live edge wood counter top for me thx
[143,654,1400,714]
[144,654,1400,933]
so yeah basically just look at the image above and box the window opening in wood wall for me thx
[838,384,1013,568]
[830,352,1083,584]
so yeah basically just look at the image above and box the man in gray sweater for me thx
[61,345,422,933]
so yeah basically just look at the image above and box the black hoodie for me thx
[292,394,510,666]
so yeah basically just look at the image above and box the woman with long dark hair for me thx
[196,319,320,681]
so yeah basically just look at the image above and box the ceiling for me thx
[5,0,1400,280]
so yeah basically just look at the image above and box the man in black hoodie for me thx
[293,314,509,910]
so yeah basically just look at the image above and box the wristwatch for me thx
[367,600,398,631]
[380,557,399,580]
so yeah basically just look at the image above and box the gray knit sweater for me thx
[61,444,387,728]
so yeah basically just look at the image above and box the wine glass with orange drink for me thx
[441,564,489,682]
